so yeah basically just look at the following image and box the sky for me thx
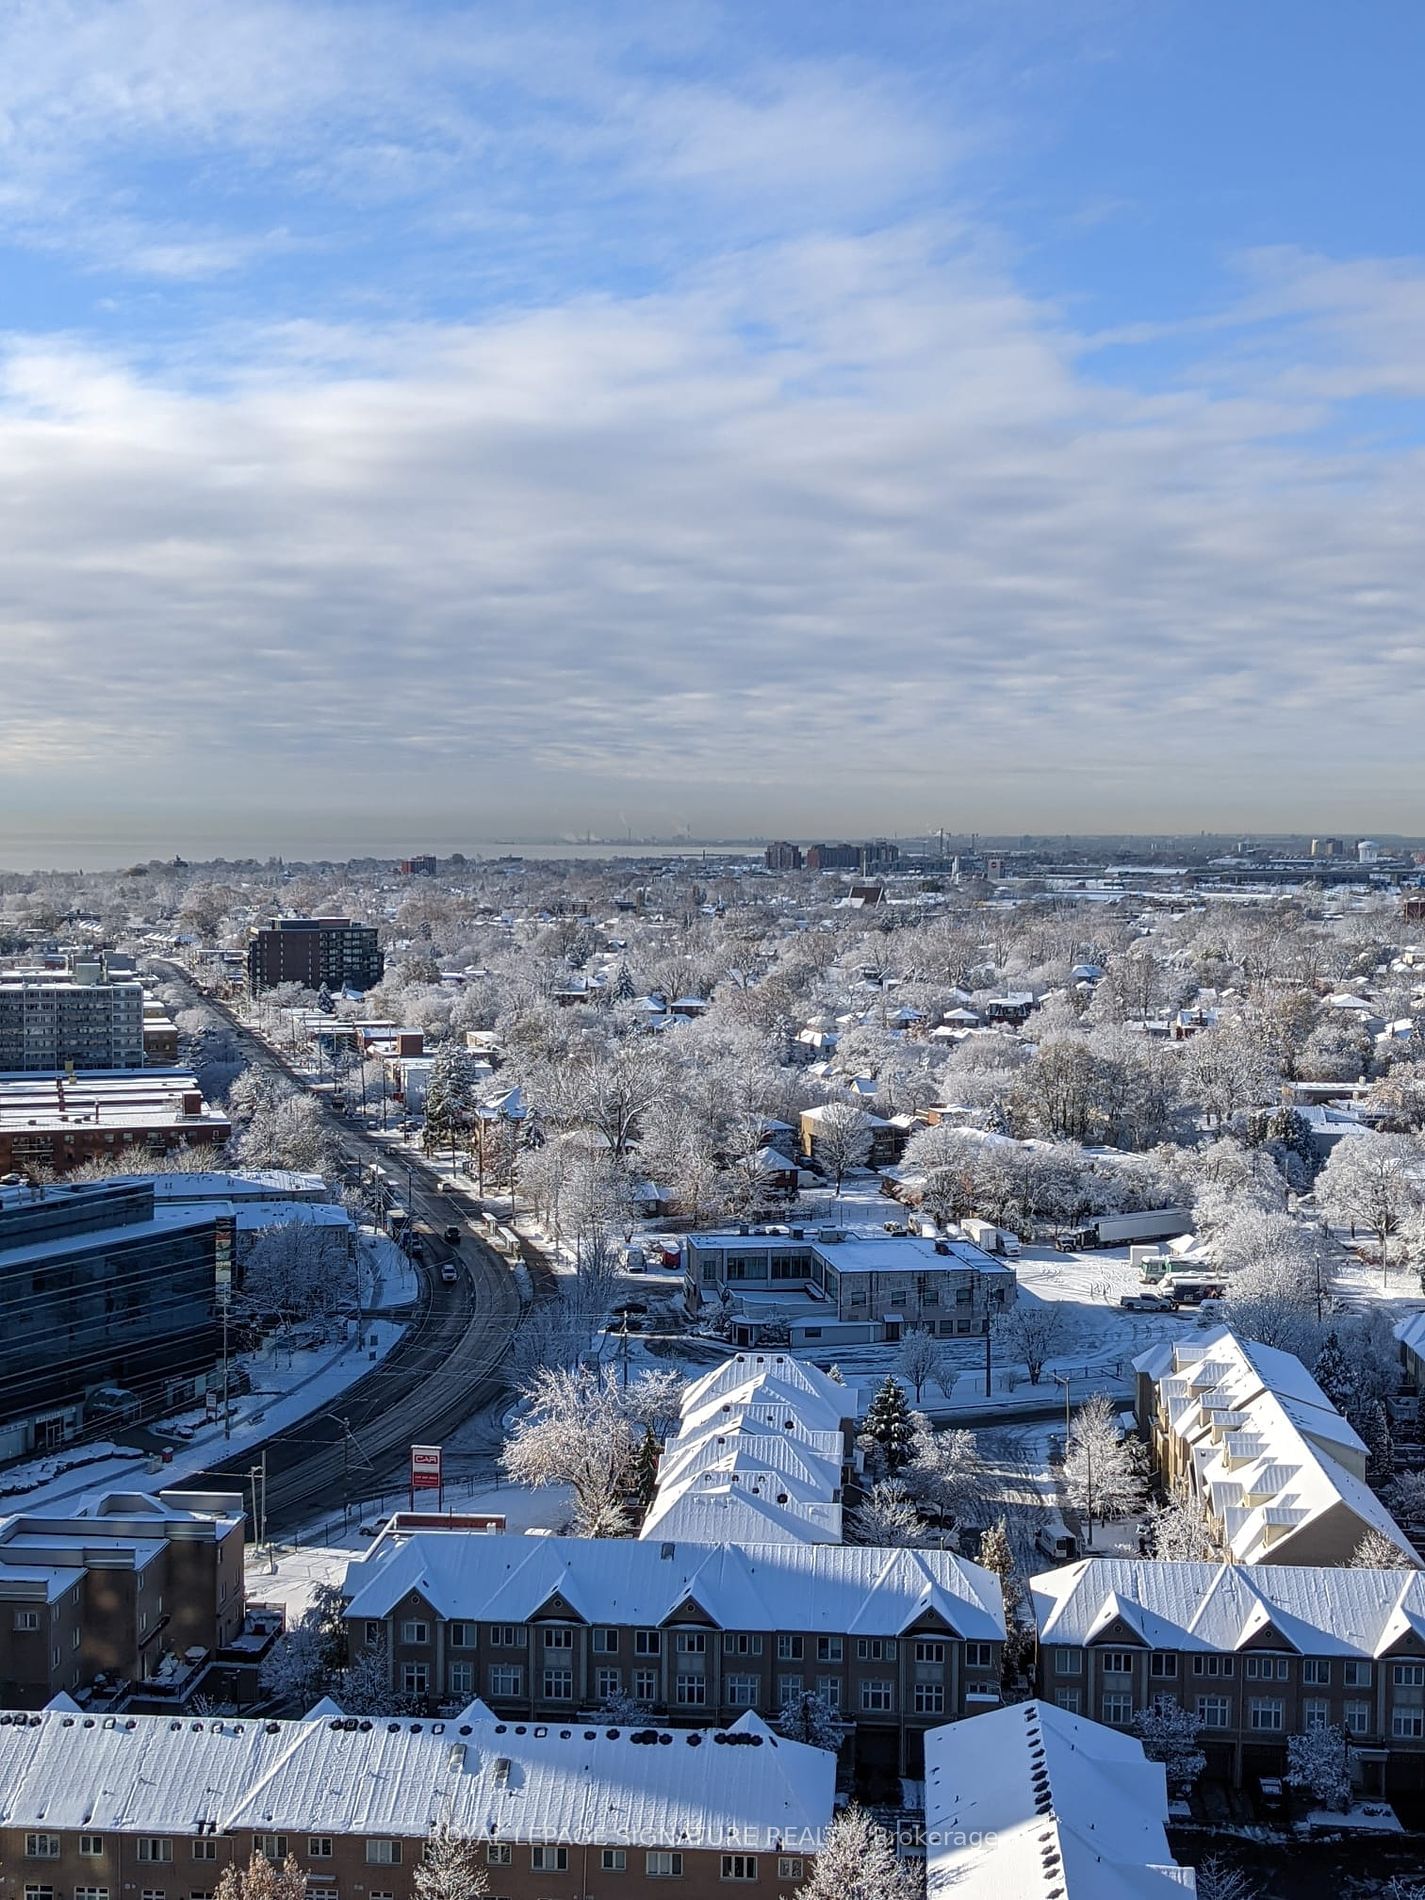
[2,0,1424,863]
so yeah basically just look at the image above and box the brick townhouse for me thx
[0,1490,245,1708]
[341,1531,1006,1775]
[0,1704,835,1900]
[1033,1557,1425,1793]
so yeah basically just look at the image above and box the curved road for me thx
[154,963,525,1534]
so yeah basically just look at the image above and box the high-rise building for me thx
[246,916,383,995]
[0,969,146,1071]
[397,854,438,875]
[764,840,804,870]
[1310,837,1344,858]
[804,842,860,870]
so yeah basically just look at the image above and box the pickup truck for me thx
[1119,1291,1177,1312]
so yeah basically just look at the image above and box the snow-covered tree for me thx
[1318,1132,1425,1267]
[849,1479,923,1547]
[812,1101,874,1195]
[794,1805,920,1900]
[423,1043,478,1164]
[903,1419,983,1529]
[501,1366,639,1534]
[1133,1697,1206,1798]
[1193,1855,1260,1900]
[414,1826,489,1900]
[977,1517,1032,1678]
[333,1635,419,1716]
[1388,1469,1425,1525]
[1286,1725,1353,1811]
[861,1375,915,1474]
[258,1618,328,1710]
[775,1689,850,1753]
[631,1425,660,1513]
[1145,1494,1219,1561]
[594,1686,654,1724]
[214,1853,309,1900]
[1063,1393,1145,1540]
[622,1367,687,1439]
[994,1300,1068,1385]
[1350,1527,1416,1569]
[894,1329,950,1405]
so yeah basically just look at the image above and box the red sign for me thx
[411,1444,442,1492]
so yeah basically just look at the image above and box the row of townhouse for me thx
[638,1354,855,1545]
[339,1531,1007,1775]
[0,1703,833,1900]
[1032,1557,1425,1792]
[1132,1327,1415,1566]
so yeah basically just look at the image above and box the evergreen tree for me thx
[862,1375,915,1474]
[315,982,336,1015]
[612,962,636,1002]
[775,1689,849,1752]
[978,1517,1033,1679]
[1363,1398,1396,1486]
[423,1043,476,1164]
[1314,1331,1355,1418]
[632,1424,660,1513]
[825,1363,846,1385]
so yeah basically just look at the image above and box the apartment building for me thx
[0,971,145,1071]
[0,1072,231,1179]
[0,1704,835,1900]
[1033,1557,1425,1793]
[0,1179,231,1460]
[1132,1327,1413,1566]
[683,1228,1015,1345]
[0,1488,244,1707]
[340,1531,1006,1774]
[640,1354,854,1545]
[246,918,383,996]
[925,1699,1189,1898]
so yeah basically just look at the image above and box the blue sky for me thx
[1,0,1423,860]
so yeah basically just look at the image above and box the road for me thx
[154,963,527,1534]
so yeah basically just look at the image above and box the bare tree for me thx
[994,1301,1068,1385]
[811,1101,874,1196]
[894,1329,950,1404]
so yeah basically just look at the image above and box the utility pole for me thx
[983,1320,992,1399]
[221,1300,231,1441]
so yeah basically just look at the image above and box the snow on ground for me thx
[361,1230,421,1310]
[287,1476,578,1551]
[2,1320,407,1518]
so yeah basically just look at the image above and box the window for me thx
[676,1631,706,1654]
[486,1846,512,1867]
[778,1635,804,1661]
[1196,1696,1231,1729]
[817,1637,843,1663]
[80,1840,105,1859]
[192,1845,217,1864]
[815,1677,842,1709]
[779,1861,804,1882]
[1344,1660,1372,1689]
[1249,1698,1284,1732]
[544,1626,574,1649]
[1100,1650,1135,1676]
[136,1844,172,1866]
[856,1638,896,1661]
[543,1667,573,1700]
[778,1675,804,1707]
[23,1888,54,1900]
[1303,1699,1331,1731]
[1394,1709,1425,1740]
[402,1662,429,1696]
[1101,1692,1133,1726]
[602,1849,627,1871]
[675,1675,707,1706]
[490,1624,523,1647]
[489,1665,522,1696]
[647,1852,684,1878]
[592,1628,619,1654]
[1395,1663,1425,1687]
[1149,1655,1178,1679]
[1193,1656,1234,1678]
[724,1633,763,1657]
[364,1621,382,1645]
[14,1610,40,1632]
[861,1680,894,1712]
[597,1667,623,1699]
[449,1622,473,1648]
[1054,1690,1081,1714]
[1245,1656,1289,1681]
[1344,1701,1371,1736]
[634,1669,658,1700]
[727,1674,760,1708]
[1303,1659,1331,1687]
[1055,1648,1082,1675]
[365,1842,401,1866]
[635,1630,662,1656]
[721,1855,758,1881]
[915,1640,946,1666]
[256,1839,288,1864]
[26,1840,61,1861]
[530,1848,568,1873]
[913,1682,945,1715]
[308,1841,333,1861]
[73,1888,109,1900]
[448,1662,473,1695]
[965,1642,994,1669]
[399,1619,429,1645]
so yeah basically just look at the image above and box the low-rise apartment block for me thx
[1033,1557,1425,1793]
[0,1703,834,1899]
[340,1530,1006,1774]
[683,1227,1016,1345]
[0,1488,244,1707]
[1132,1327,1413,1566]
[0,1072,231,1179]
[0,969,146,1071]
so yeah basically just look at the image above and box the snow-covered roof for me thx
[0,1706,834,1854]
[925,1700,1189,1898]
[342,1534,1005,1641]
[1034,1557,1425,1660]
[1132,1329,1410,1565]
